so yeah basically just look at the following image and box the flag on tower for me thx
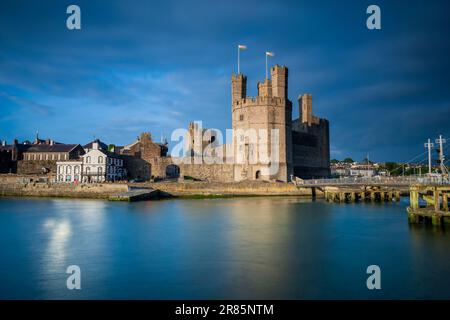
[238,45,247,50]
[266,51,275,57]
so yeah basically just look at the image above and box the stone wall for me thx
[0,175,128,199]
[17,160,57,175]
[123,156,151,181]
[148,180,314,197]
[291,118,330,179]
[179,163,235,182]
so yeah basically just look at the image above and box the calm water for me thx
[0,196,449,300]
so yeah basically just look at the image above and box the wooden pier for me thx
[407,185,450,225]
[324,186,401,203]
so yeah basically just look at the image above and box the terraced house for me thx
[56,141,126,183]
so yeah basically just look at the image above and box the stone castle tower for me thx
[231,65,293,181]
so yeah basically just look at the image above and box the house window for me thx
[86,167,90,174]
[58,166,62,174]
[66,166,71,174]
[58,175,63,182]
[65,175,71,182]
[74,166,80,174]
[239,114,244,121]
[86,156,91,164]
[98,167,103,175]
[98,156,103,164]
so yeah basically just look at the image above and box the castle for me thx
[177,65,330,182]
[0,65,330,183]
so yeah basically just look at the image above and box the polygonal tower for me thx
[231,65,293,182]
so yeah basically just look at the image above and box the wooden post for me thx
[432,214,442,226]
[410,186,419,210]
[442,192,448,211]
[370,192,376,202]
[434,187,440,212]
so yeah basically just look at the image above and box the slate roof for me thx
[23,144,80,153]
[83,139,108,151]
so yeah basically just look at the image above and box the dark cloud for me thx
[0,0,449,161]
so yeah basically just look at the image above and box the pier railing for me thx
[294,175,450,187]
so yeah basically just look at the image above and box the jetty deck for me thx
[324,186,401,203]
[407,184,450,225]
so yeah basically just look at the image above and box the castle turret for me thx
[271,65,288,99]
[299,94,319,125]
[257,79,272,97]
[231,74,247,103]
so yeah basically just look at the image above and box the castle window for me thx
[239,114,244,121]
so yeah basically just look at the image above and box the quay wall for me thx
[145,181,314,197]
[0,174,128,199]
[0,174,315,199]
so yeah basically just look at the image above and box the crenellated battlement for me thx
[232,96,286,111]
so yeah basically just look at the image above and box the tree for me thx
[330,159,339,164]
[343,158,354,163]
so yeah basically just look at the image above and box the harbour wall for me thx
[146,181,314,197]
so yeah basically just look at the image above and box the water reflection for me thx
[1,197,449,299]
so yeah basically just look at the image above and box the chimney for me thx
[50,140,54,146]
[93,142,99,150]
[12,139,19,161]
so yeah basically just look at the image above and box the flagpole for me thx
[238,46,240,75]
[265,53,268,80]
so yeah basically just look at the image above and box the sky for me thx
[0,0,449,163]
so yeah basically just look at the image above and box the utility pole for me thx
[435,135,446,174]
[424,138,434,174]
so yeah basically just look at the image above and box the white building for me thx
[56,160,83,183]
[56,141,126,183]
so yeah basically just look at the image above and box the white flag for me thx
[266,51,274,57]
[238,45,247,50]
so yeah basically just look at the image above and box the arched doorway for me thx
[255,170,261,180]
[166,164,180,178]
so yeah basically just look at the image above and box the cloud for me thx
[0,91,54,115]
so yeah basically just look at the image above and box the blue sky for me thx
[1,0,449,162]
